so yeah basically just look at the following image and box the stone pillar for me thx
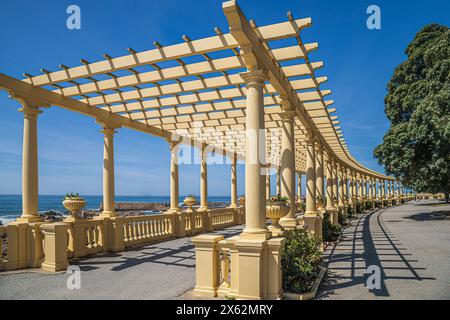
[343,169,349,212]
[266,170,271,200]
[369,178,374,209]
[279,109,296,229]
[325,152,337,223]
[41,223,70,272]
[338,164,345,212]
[350,171,357,215]
[168,140,181,213]
[297,172,302,204]
[230,153,238,208]
[304,132,321,238]
[192,234,224,297]
[240,70,268,240]
[18,105,42,223]
[315,143,325,214]
[361,176,367,209]
[276,167,281,196]
[199,143,209,211]
[332,160,339,211]
[100,125,118,218]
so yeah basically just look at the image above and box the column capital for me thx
[279,110,296,121]
[314,142,324,153]
[18,105,42,118]
[10,92,50,112]
[96,119,120,134]
[240,70,267,87]
[305,131,315,144]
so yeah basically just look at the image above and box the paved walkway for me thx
[0,225,243,300]
[318,200,450,300]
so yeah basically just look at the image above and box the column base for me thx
[99,210,118,218]
[240,228,271,241]
[16,215,42,223]
[279,217,297,230]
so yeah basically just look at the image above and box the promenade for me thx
[319,200,450,300]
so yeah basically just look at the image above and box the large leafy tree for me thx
[374,24,450,202]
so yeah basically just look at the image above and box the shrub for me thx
[347,205,354,217]
[281,229,323,293]
[338,210,347,226]
[322,212,341,242]
[298,202,306,213]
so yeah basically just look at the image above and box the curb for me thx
[283,265,327,300]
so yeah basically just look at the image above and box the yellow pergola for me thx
[0,0,404,300]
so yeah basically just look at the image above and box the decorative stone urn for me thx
[62,195,86,220]
[238,196,245,206]
[266,201,290,236]
[183,196,197,213]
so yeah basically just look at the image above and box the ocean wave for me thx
[0,214,19,226]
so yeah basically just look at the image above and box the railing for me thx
[216,237,238,297]
[1,206,245,273]
[193,211,203,234]
[67,219,104,257]
[0,226,7,270]
[210,208,235,230]
[123,214,173,248]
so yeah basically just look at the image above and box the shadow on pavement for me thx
[318,209,435,299]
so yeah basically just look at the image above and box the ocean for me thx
[0,195,231,225]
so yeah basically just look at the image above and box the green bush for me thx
[281,229,323,293]
[298,202,306,213]
[347,205,354,217]
[338,210,347,226]
[355,201,362,213]
[322,212,341,242]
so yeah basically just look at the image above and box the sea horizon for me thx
[0,194,232,225]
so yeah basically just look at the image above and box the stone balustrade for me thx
[0,206,245,273]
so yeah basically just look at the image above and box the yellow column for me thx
[230,153,238,208]
[18,105,42,223]
[265,171,271,200]
[305,133,316,215]
[240,70,268,240]
[199,143,209,211]
[338,164,345,211]
[332,160,339,211]
[279,110,296,229]
[276,167,281,196]
[325,152,335,213]
[297,172,302,204]
[100,125,118,217]
[304,132,321,239]
[369,177,374,209]
[168,140,181,213]
[315,143,325,214]
[343,169,349,211]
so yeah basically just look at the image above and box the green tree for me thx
[374,24,450,202]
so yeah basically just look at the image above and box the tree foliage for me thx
[374,24,450,201]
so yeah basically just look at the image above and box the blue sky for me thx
[0,0,449,196]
